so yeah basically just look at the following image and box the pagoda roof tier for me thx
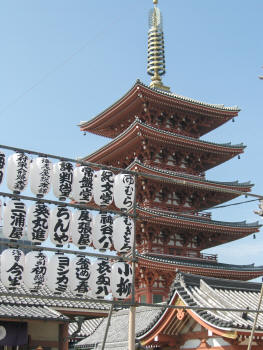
[137,207,260,249]
[129,160,252,191]
[137,253,263,281]
[82,119,245,172]
[129,161,252,209]
[79,81,240,138]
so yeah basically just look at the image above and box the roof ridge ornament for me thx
[147,0,170,92]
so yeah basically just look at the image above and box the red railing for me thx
[140,249,218,262]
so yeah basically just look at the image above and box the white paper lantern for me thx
[112,216,134,253]
[52,161,73,200]
[71,209,92,249]
[0,249,25,289]
[3,199,26,240]
[0,152,5,186]
[49,206,71,247]
[69,255,91,296]
[92,212,113,251]
[71,166,94,202]
[24,251,48,291]
[6,153,30,193]
[113,174,135,210]
[46,253,70,294]
[89,259,111,298]
[27,203,50,244]
[30,157,52,198]
[111,262,132,299]
[93,170,114,206]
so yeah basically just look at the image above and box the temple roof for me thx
[75,273,263,349]
[138,206,261,230]
[129,160,252,194]
[82,119,244,168]
[138,253,263,273]
[69,318,104,339]
[79,81,240,138]
[0,281,109,318]
[137,207,260,249]
[75,306,163,349]
[128,160,252,188]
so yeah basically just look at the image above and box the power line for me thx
[209,198,260,210]
[0,15,122,117]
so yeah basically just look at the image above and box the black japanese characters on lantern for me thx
[71,166,94,202]
[69,255,91,296]
[112,216,134,253]
[0,152,5,186]
[93,170,114,207]
[111,262,132,299]
[27,203,50,244]
[89,259,111,298]
[71,209,93,249]
[6,153,29,193]
[24,251,48,291]
[92,212,113,251]
[53,161,74,200]
[30,157,52,198]
[46,253,70,294]
[3,199,26,240]
[114,174,135,210]
[0,249,25,289]
[49,206,71,247]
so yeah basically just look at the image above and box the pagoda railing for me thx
[165,208,212,220]
[141,250,218,262]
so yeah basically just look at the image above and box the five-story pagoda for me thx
[79,0,263,304]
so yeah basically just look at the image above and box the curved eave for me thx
[138,278,263,344]
[137,255,263,280]
[79,81,240,137]
[82,120,245,165]
[137,294,236,345]
[137,207,261,234]
[129,161,252,194]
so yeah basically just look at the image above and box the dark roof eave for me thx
[81,119,245,162]
[78,80,240,130]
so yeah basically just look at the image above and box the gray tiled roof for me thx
[0,278,109,324]
[0,303,68,322]
[75,273,263,349]
[172,272,263,331]
[138,253,263,272]
[75,306,163,349]
[0,281,109,311]
[69,318,104,338]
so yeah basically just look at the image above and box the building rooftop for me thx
[138,253,263,272]
[75,272,263,349]
[79,81,240,133]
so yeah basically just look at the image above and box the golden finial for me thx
[147,0,170,91]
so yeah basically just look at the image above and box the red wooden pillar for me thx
[146,285,152,304]
[59,323,69,350]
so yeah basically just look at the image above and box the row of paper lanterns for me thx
[0,199,134,253]
[0,152,135,210]
[0,249,132,299]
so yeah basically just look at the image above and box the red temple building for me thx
[79,0,263,305]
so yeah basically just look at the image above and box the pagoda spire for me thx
[147,0,170,91]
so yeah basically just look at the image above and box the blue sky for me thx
[0,1,263,272]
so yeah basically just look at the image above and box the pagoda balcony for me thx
[164,207,212,220]
[140,249,218,262]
